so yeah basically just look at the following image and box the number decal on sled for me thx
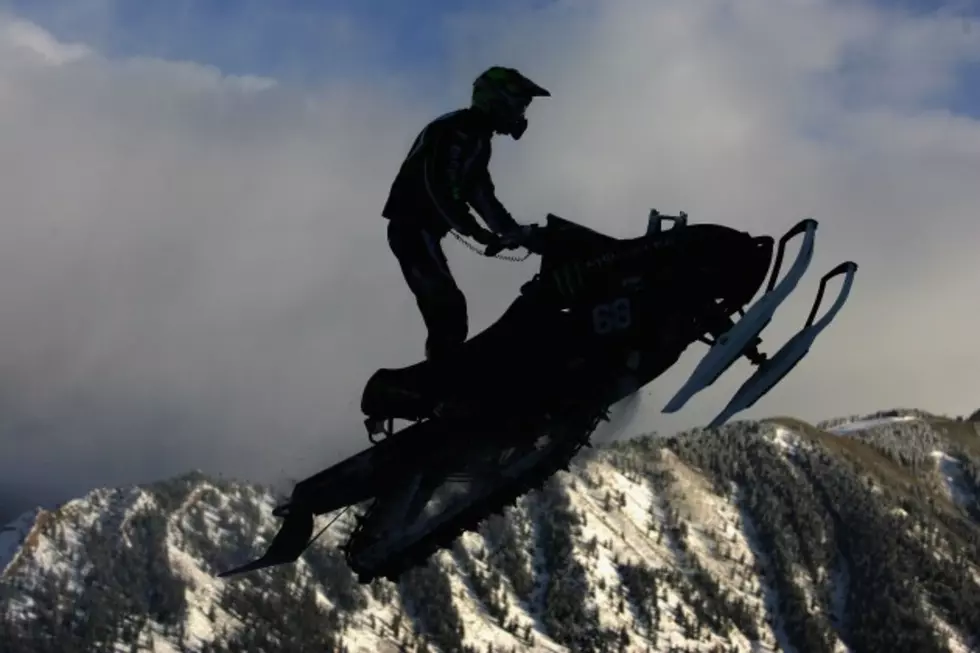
[592,297,632,334]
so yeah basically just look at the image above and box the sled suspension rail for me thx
[342,408,607,583]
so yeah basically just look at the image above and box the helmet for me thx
[471,66,550,140]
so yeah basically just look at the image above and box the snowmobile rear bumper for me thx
[216,510,314,577]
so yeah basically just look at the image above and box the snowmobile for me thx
[217,209,857,583]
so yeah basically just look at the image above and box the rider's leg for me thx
[386,219,468,361]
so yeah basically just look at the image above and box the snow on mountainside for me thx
[0,510,36,575]
[1,412,980,653]
[823,414,918,434]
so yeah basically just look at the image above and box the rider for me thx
[381,66,550,361]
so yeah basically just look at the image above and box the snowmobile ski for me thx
[707,260,857,427]
[662,218,817,413]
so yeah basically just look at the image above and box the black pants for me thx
[387,219,468,360]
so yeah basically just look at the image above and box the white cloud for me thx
[0,15,91,64]
[449,0,980,425]
[0,0,979,505]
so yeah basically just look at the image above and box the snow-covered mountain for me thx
[2,411,979,653]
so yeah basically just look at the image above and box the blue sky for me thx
[4,0,979,116]
[897,0,980,115]
[0,0,511,81]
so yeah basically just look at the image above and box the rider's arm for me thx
[423,126,483,236]
[469,164,521,235]
[465,143,520,235]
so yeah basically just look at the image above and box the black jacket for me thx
[382,108,520,238]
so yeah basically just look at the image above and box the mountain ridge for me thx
[1,409,979,653]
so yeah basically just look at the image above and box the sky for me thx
[1,0,980,515]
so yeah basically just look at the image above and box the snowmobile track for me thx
[344,415,601,584]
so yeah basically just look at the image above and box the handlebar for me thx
[482,224,543,257]
[483,240,507,257]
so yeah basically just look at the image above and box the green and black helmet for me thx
[471,66,550,140]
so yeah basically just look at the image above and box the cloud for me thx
[0,9,432,501]
[447,0,980,425]
[0,0,979,509]
[1,15,91,63]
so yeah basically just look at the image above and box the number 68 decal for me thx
[592,297,632,334]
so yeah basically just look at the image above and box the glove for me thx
[498,224,534,248]
[469,227,501,247]
[481,224,536,257]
